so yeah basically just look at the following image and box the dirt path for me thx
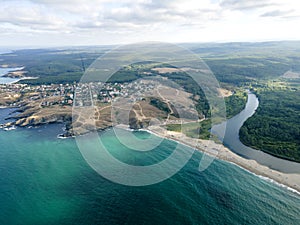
[156,85,174,122]
[136,102,147,119]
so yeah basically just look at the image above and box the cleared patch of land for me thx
[218,88,233,97]
[282,70,300,79]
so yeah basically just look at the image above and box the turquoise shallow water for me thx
[1,108,300,225]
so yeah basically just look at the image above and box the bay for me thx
[0,67,24,84]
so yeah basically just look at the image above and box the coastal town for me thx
[0,77,199,135]
[0,83,75,107]
[0,78,171,107]
[0,81,139,108]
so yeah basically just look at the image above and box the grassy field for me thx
[166,120,212,140]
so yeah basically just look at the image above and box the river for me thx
[212,92,300,173]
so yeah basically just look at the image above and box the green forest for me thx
[240,81,300,162]
[225,90,247,118]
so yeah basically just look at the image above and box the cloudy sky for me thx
[1,0,300,47]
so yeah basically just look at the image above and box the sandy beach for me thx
[146,125,300,194]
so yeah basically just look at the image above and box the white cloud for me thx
[0,0,299,46]
[220,0,300,17]
[220,0,275,10]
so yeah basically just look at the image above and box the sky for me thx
[1,0,300,47]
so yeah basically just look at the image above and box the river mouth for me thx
[212,92,300,174]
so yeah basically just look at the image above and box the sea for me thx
[0,67,25,84]
[0,107,300,225]
[0,49,25,84]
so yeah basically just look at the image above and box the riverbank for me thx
[213,91,300,173]
[146,125,300,194]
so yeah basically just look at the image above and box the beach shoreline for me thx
[144,125,300,194]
